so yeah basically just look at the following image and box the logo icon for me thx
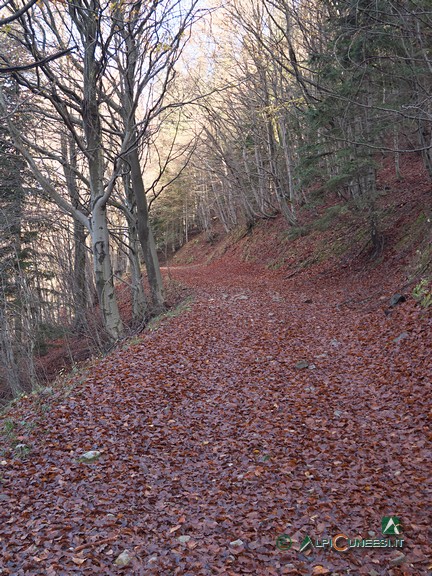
[276,534,292,551]
[382,516,402,535]
[299,535,314,553]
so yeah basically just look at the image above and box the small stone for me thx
[230,539,244,547]
[282,564,297,574]
[389,551,405,566]
[368,569,379,576]
[330,339,341,347]
[114,550,133,567]
[79,450,102,463]
[334,410,342,417]
[178,535,191,544]
[389,293,406,307]
[295,360,309,369]
[308,363,317,369]
[393,332,409,343]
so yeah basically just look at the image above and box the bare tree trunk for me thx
[393,127,401,179]
[128,147,164,312]
[78,5,123,341]
[61,134,88,331]
[129,231,147,322]
[123,174,147,322]
[419,119,432,177]
[73,220,88,330]
[0,305,21,397]
[266,119,296,225]
[117,21,164,313]
[91,203,123,340]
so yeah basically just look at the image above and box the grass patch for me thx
[1,418,32,459]
[123,336,142,349]
[146,296,194,332]
[395,211,427,252]
[14,443,32,459]
[21,419,37,433]
[266,258,285,270]
[285,226,310,241]
[2,419,16,441]
[409,244,432,281]
[313,204,348,232]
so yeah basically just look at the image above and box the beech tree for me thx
[0,1,126,340]
[108,0,199,311]
[0,0,200,340]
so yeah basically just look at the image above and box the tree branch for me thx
[0,48,74,73]
[0,0,37,25]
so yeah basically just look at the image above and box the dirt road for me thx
[0,259,430,575]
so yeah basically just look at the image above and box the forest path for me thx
[0,259,430,575]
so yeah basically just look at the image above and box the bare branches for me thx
[0,48,74,73]
[0,0,37,26]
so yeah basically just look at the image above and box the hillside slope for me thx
[172,155,431,292]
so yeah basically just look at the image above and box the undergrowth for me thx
[146,296,194,332]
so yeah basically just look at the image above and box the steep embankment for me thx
[172,154,431,288]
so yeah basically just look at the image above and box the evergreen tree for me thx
[0,88,35,397]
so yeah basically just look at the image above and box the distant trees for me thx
[0,0,201,401]
[0,89,28,397]
[0,76,47,398]
[294,0,432,249]
[165,0,431,247]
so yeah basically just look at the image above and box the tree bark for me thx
[61,134,88,331]
[91,203,123,340]
[77,2,123,341]
[119,23,164,313]
[123,174,147,322]
[128,147,164,312]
